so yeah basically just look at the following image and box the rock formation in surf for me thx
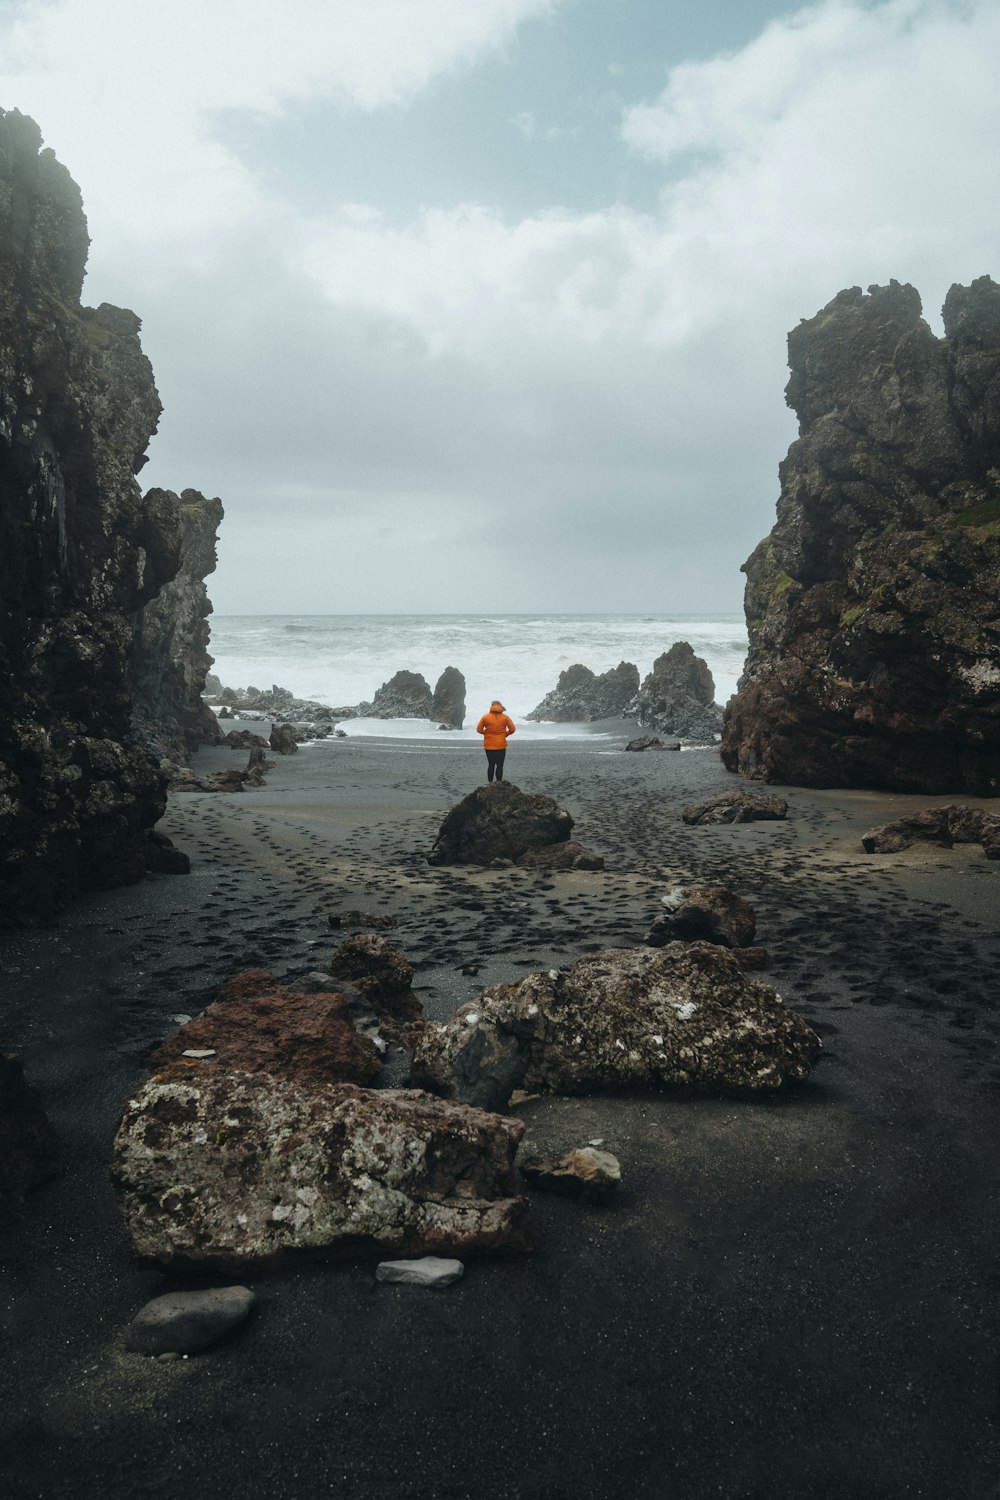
[527,661,639,722]
[626,643,723,740]
[0,109,220,923]
[722,278,1000,793]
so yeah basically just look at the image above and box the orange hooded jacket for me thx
[476,704,516,750]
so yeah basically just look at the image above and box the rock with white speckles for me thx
[112,1077,530,1269]
[412,943,820,1107]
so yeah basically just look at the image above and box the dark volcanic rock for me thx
[129,489,224,760]
[668,886,757,948]
[722,277,1000,794]
[527,661,640,722]
[372,671,433,719]
[0,110,178,923]
[626,643,723,740]
[624,735,679,752]
[412,943,821,1106]
[682,791,788,825]
[269,722,303,754]
[515,840,604,871]
[428,782,574,866]
[431,666,466,729]
[861,804,1000,857]
[0,1053,60,1221]
[112,1080,531,1268]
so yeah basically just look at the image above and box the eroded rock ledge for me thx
[722,277,1000,794]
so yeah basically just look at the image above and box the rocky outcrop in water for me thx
[431,666,466,729]
[372,670,433,719]
[527,661,640,722]
[625,643,723,741]
[0,109,180,923]
[129,489,224,759]
[722,278,1000,793]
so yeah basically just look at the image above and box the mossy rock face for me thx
[724,276,1000,794]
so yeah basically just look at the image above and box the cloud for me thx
[1,0,997,614]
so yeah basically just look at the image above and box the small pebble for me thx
[375,1257,464,1288]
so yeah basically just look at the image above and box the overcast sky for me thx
[2,0,997,614]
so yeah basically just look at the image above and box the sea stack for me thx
[722,278,1000,793]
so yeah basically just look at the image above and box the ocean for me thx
[207,613,748,739]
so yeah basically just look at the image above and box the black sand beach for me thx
[1,731,998,1500]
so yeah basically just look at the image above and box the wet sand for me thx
[1,730,998,1499]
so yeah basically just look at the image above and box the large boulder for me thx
[527,662,640,722]
[722,277,1000,794]
[112,1079,530,1269]
[371,671,434,719]
[0,1053,60,1221]
[625,643,723,740]
[412,943,821,1106]
[431,666,466,729]
[428,782,574,866]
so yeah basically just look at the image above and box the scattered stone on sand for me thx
[624,735,680,752]
[516,840,604,871]
[327,910,399,930]
[658,886,757,948]
[113,1080,531,1268]
[145,828,191,874]
[125,1286,256,1355]
[428,781,576,866]
[149,967,384,1086]
[682,791,788,825]
[269,722,303,755]
[861,804,1000,858]
[520,1147,621,1202]
[412,943,820,1109]
[0,1053,60,1221]
[376,1257,465,1288]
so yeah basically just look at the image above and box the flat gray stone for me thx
[125,1286,256,1355]
[375,1257,464,1288]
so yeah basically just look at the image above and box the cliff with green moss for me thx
[721,277,1000,794]
[0,108,218,923]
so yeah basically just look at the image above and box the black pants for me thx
[485,748,506,782]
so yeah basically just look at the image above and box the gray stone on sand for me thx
[125,1286,255,1355]
[376,1257,464,1287]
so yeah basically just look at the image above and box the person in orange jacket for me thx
[476,699,516,783]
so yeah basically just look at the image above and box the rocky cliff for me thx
[130,488,224,759]
[721,278,1000,793]
[0,108,209,923]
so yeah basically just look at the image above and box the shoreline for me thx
[1,736,997,1498]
